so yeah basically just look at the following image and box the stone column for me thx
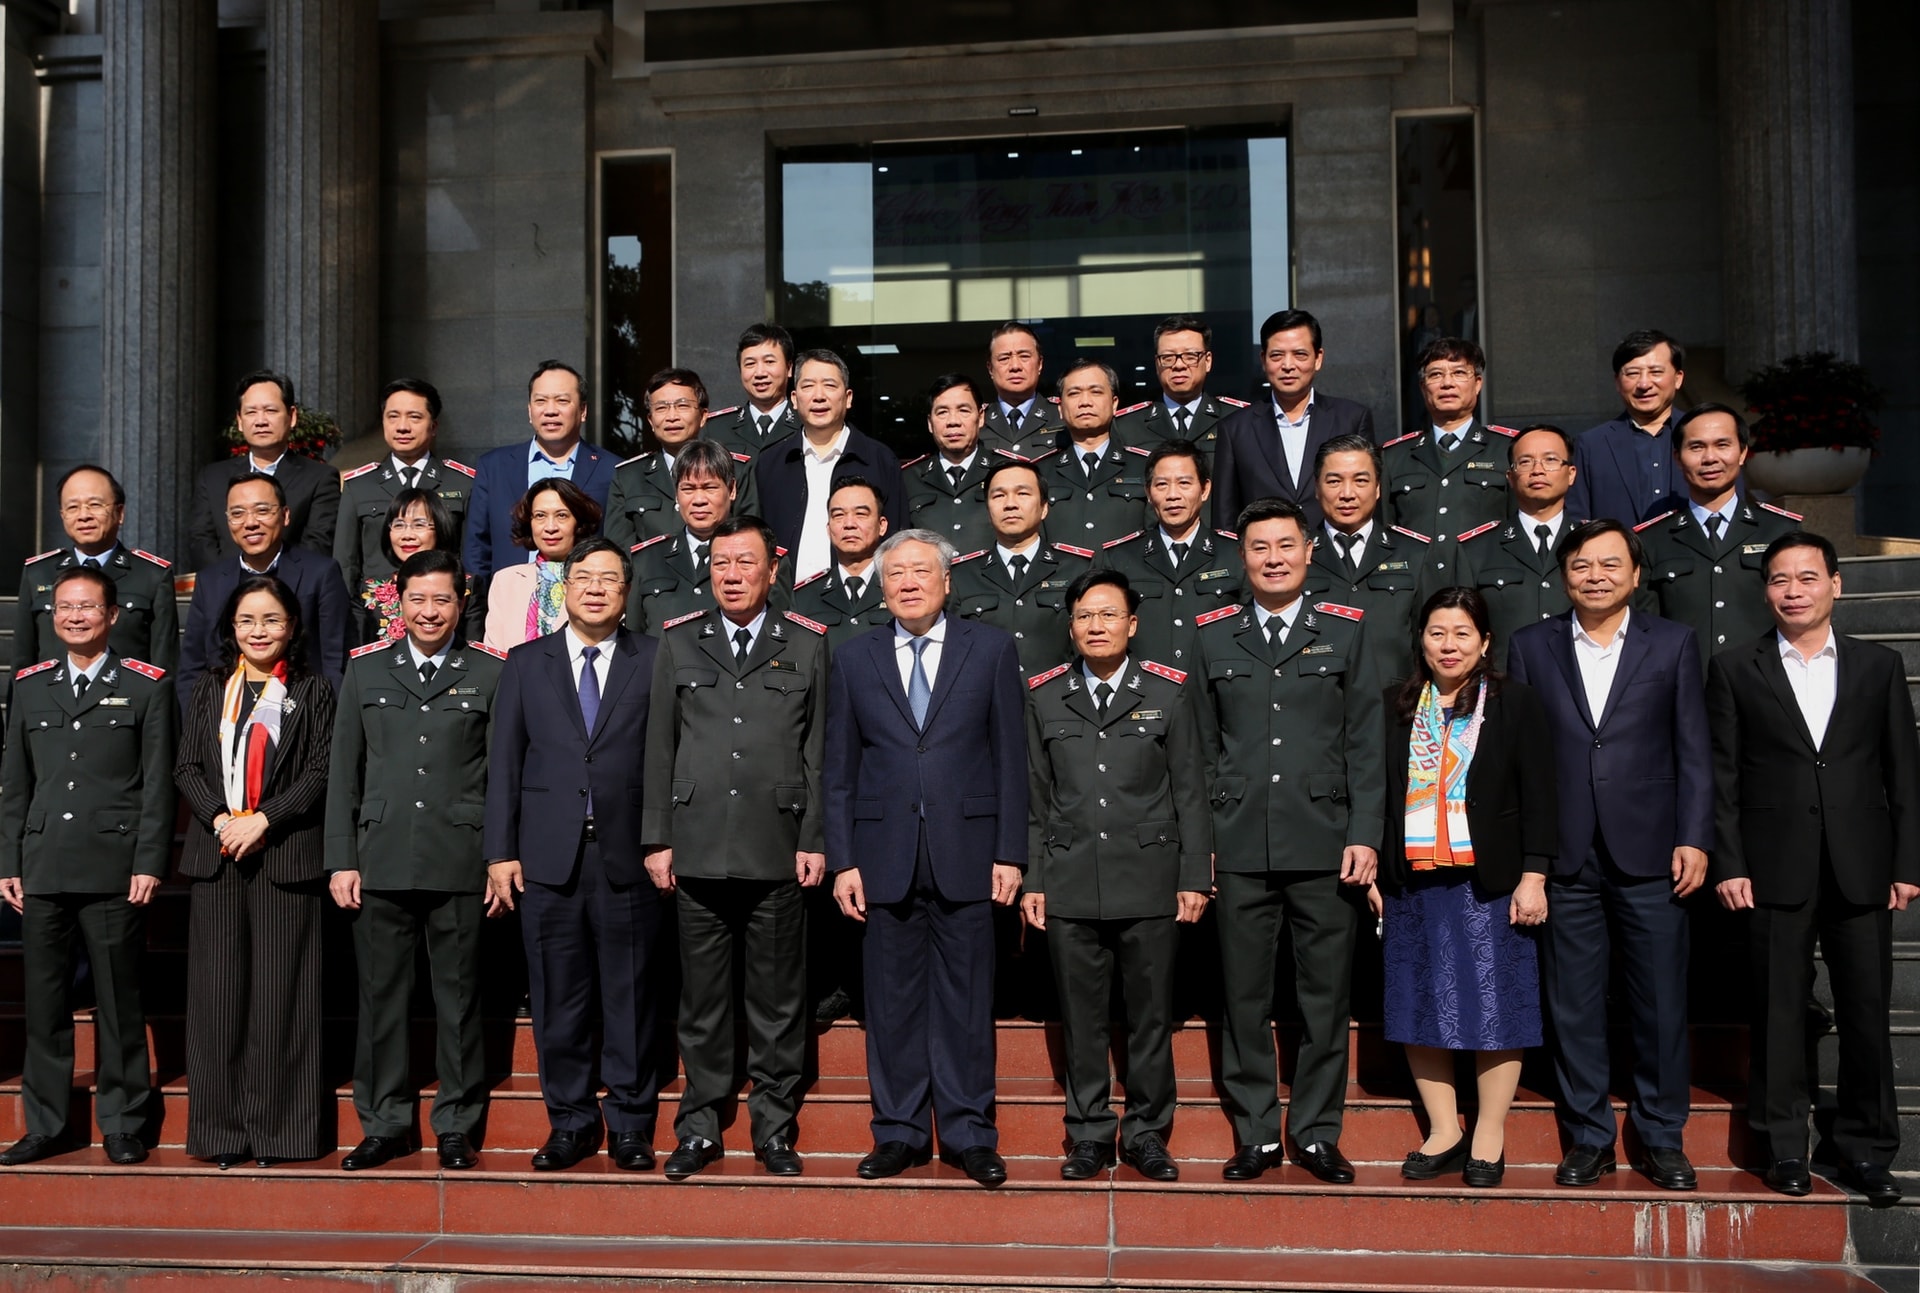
[265,0,379,439]
[1718,0,1858,382]
[100,0,217,559]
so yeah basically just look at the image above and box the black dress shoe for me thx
[663,1136,721,1181]
[0,1133,68,1166]
[1401,1137,1469,1181]
[437,1133,479,1171]
[1637,1146,1696,1191]
[1123,1133,1179,1182]
[1764,1158,1812,1197]
[1295,1141,1355,1184]
[813,987,853,1023]
[254,1157,284,1167]
[211,1152,250,1170]
[1222,1144,1282,1181]
[1840,1160,1903,1206]
[958,1145,1007,1187]
[1555,1144,1617,1186]
[103,1133,147,1166]
[1463,1154,1506,1188]
[342,1135,410,1171]
[756,1137,802,1176]
[1060,1140,1116,1180]
[857,1140,930,1180]
[531,1129,597,1171]
[610,1131,654,1172]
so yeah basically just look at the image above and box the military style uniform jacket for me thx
[625,530,791,636]
[1186,599,1385,873]
[335,456,476,589]
[1025,659,1213,919]
[1383,420,1515,541]
[642,607,828,878]
[323,637,505,893]
[903,450,995,554]
[949,537,1094,677]
[1098,527,1244,672]
[1039,435,1154,550]
[1302,524,1431,686]
[13,546,179,673]
[788,566,891,652]
[981,400,1065,463]
[1114,393,1247,462]
[0,654,175,891]
[1440,513,1573,669]
[605,444,762,551]
[705,403,800,463]
[1637,498,1802,668]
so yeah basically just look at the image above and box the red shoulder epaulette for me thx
[1455,520,1500,543]
[953,549,988,564]
[133,548,172,569]
[1027,662,1072,690]
[22,548,60,565]
[630,533,670,552]
[1124,444,1151,456]
[775,546,790,558]
[341,462,379,481]
[1383,430,1423,448]
[783,611,827,635]
[1116,401,1151,417]
[1140,660,1187,685]
[1390,525,1431,544]
[1053,543,1095,558]
[1102,530,1144,550]
[121,658,166,679]
[707,405,740,420]
[1214,528,1238,541]
[730,452,753,463]
[1487,424,1520,438]
[662,610,707,630]
[1314,601,1365,621]
[992,447,1040,463]
[441,458,476,478]
[1219,395,1250,408]
[1760,502,1804,521]
[1633,511,1676,533]
[350,641,389,659]
[1195,605,1241,627]
[469,642,507,659]
[792,569,829,590]
[901,454,929,470]
[617,452,648,467]
[13,659,57,679]
[1047,395,1061,404]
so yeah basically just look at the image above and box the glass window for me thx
[1394,115,1482,435]
[602,154,674,455]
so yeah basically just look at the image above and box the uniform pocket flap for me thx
[1307,774,1348,802]
[773,784,807,813]
[1135,819,1178,847]
[1207,658,1246,681]
[1045,820,1074,849]
[1047,720,1086,740]
[1296,653,1348,676]
[676,668,720,689]
[1211,776,1246,805]
[90,808,133,834]
[24,808,45,832]
[959,594,999,615]
[358,799,386,825]
[1131,579,1167,598]
[1655,557,1695,579]
[364,688,408,709]
[671,779,696,805]
[853,797,885,820]
[762,672,809,693]
[961,795,998,817]
[447,802,484,827]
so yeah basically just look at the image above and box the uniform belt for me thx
[582,817,598,842]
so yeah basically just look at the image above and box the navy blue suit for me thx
[1210,391,1375,534]
[462,440,617,584]
[484,626,664,1136]
[1566,414,1694,526]
[1507,610,1712,1151]
[825,614,1026,1151]
[754,428,906,562]
[177,545,353,708]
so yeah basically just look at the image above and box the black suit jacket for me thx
[189,453,341,570]
[177,546,354,709]
[1707,631,1920,906]
[754,427,907,558]
[1379,679,1559,896]
[1211,391,1375,533]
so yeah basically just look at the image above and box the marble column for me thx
[1718,0,1858,382]
[100,0,217,560]
[265,0,379,437]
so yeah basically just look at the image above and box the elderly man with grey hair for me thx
[824,528,1028,1187]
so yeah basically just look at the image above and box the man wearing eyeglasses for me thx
[1382,337,1514,541]
[335,378,475,593]
[605,368,762,551]
[14,464,178,672]
[1115,315,1247,467]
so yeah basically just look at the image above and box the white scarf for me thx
[218,663,289,814]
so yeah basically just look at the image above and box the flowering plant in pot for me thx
[221,408,343,459]
[1738,351,1881,496]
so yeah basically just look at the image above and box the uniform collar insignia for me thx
[1066,672,1082,691]
[1469,429,1486,444]
[448,655,465,670]
[380,468,393,481]
[1740,504,1755,522]
[53,667,66,682]
[770,619,786,640]
[102,667,117,685]
[1503,524,1517,541]
[1127,671,1144,693]
[1237,612,1253,630]
[1305,611,1318,629]
[699,620,716,637]
[392,648,408,664]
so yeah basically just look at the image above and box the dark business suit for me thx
[1707,631,1918,1167]
[1566,413,1690,527]
[177,546,354,708]
[175,670,336,1160]
[461,440,617,584]
[1211,391,1375,534]
[188,452,341,570]
[1506,611,1712,1151]
[825,615,1027,1152]
[754,428,907,562]
[484,626,664,1139]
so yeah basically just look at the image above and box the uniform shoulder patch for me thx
[1760,501,1804,521]
[469,642,508,659]
[1027,662,1072,690]
[1102,530,1144,550]
[730,451,753,463]
[1116,401,1151,417]
[1219,395,1251,408]
[133,548,173,569]
[706,405,740,420]
[1632,511,1676,533]
[792,569,829,590]
[662,610,708,631]
[1454,520,1500,543]
[783,611,828,635]
[350,641,389,659]
[1382,430,1424,449]
[1390,525,1431,544]
[1053,543,1094,559]
[1047,395,1061,405]
[1140,660,1188,685]
[775,545,789,558]
[1486,423,1520,438]
[617,452,648,467]
[441,458,476,478]
[22,548,60,565]
[901,454,929,470]
[341,462,380,481]
[13,659,57,679]
[1124,444,1152,456]
[631,533,670,552]
[1195,604,1242,627]
[992,447,1039,463]
[1214,528,1238,541]
[121,658,166,679]
[1313,601,1365,621]
[953,549,988,564]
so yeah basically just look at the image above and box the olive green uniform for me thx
[903,450,995,555]
[948,538,1094,678]
[981,401,1064,463]
[625,530,791,636]
[14,546,179,672]
[335,456,475,589]
[1438,514,1574,669]
[604,446,762,552]
[1301,523,1432,687]
[1097,527,1245,672]
[705,403,800,464]
[788,567,891,653]
[1114,393,1248,463]
[1382,421,1515,541]
[1637,498,1802,669]
[1038,437,1154,551]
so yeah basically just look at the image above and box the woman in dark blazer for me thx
[1369,586,1557,1188]
[175,574,337,1166]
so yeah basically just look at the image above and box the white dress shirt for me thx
[1323,519,1375,565]
[721,608,769,659]
[391,454,431,487]
[565,626,615,695]
[1690,496,1738,537]
[1073,435,1110,474]
[1778,628,1839,749]
[894,614,948,695]
[796,428,851,580]
[1082,656,1130,708]
[72,544,120,568]
[1571,609,1631,723]
[67,652,107,694]
[1254,597,1302,642]
[407,640,451,676]
[1003,398,1031,425]
[248,451,284,476]
[995,536,1042,581]
[1517,507,1565,554]
[1272,390,1315,486]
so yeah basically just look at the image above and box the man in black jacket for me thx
[189,370,341,569]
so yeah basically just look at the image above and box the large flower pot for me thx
[1743,446,1871,497]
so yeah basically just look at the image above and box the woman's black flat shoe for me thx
[1464,1154,1506,1187]
[1401,1138,1470,1180]
[211,1153,249,1170]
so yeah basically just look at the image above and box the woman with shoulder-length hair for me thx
[357,487,485,645]
[1369,586,1557,1188]
[482,478,602,650]
[174,574,337,1167]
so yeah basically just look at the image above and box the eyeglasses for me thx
[233,615,289,631]
[649,400,698,416]
[54,602,106,616]
[388,518,436,532]
[60,501,113,517]
[226,505,281,522]
[1071,609,1128,625]
[565,573,627,590]
[1155,351,1209,368]
[1510,456,1569,471]
[1421,367,1478,384]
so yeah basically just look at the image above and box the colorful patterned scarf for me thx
[218,660,289,815]
[526,555,566,640]
[1403,679,1487,870]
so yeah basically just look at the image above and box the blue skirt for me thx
[1382,868,1542,1052]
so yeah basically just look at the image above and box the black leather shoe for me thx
[1401,1137,1469,1181]
[437,1133,478,1171]
[958,1145,1008,1187]
[1060,1140,1116,1180]
[756,1137,802,1176]
[1840,1160,1903,1206]
[1555,1144,1618,1186]
[531,1129,597,1172]
[0,1133,68,1166]
[1764,1158,1812,1197]
[211,1152,249,1170]
[857,1140,930,1179]
[1463,1154,1506,1188]
[1124,1133,1179,1182]
[1222,1144,1281,1181]
[342,1135,410,1171]
[663,1136,721,1181]
[813,987,853,1023]
[103,1133,147,1166]
[1637,1146,1696,1191]
[254,1157,285,1167]
[1295,1141,1355,1184]
[610,1131,654,1172]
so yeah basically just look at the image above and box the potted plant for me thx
[1737,351,1881,496]
[221,408,344,460]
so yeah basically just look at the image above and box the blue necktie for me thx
[908,637,932,730]
[579,646,601,735]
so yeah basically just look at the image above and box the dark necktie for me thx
[1083,450,1100,477]
[1093,681,1113,716]
[1267,616,1287,651]
[1008,553,1029,583]
[1535,524,1552,558]
[692,543,708,577]
[1174,406,1192,437]
[83,556,102,570]
[1335,531,1360,571]
[74,673,89,702]
[419,661,437,686]
[1006,404,1023,429]
[947,464,965,490]
[1438,432,1461,454]
[755,413,772,439]
[1705,514,1726,543]
[1171,541,1190,567]
[845,575,865,602]
[578,647,601,734]
[402,466,420,490]
[733,626,751,665]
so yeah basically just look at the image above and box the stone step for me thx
[1855,634,1920,675]
[1817,942,1920,1012]
[1836,554,1920,596]
[1834,591,1920,635]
